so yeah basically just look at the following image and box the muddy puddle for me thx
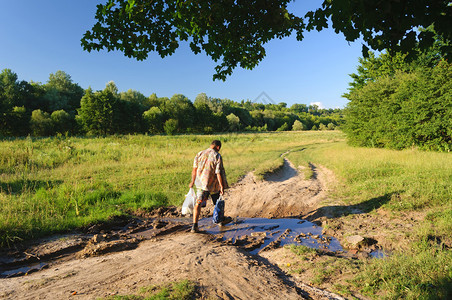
[198,217,343,254]
[131,217,345,255]
[0,262,48,277]
[0,233,85,278]
[368,249,388,258]
[1,216,384,279]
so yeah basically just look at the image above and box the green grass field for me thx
[0,131,342,246]
[1,131,450,299]
[286,141,452,299]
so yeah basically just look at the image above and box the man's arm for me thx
[216,173,224,195]
[189,167,197,188]
[215,155,224,195]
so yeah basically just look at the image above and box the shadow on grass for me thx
[435,276,452,299]
[306,192,400,221]
[0,179,63,195]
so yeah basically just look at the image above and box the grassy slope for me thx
[287,142,452,299]
[0,132,343,246]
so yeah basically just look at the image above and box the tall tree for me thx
[344,51,452,152]
[160,94,196,131]
[0,69,24,135]
[120,89,148,107]
[77,87,117,135]
[43,71,84,113]
[345,31,451,97]
[290,103,308,114]
[193,99,215,133]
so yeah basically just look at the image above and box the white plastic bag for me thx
[181,188,196,215]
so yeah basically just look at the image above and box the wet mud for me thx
[199,217,343,255]
[0,213,381,280]
[0,218,189,279]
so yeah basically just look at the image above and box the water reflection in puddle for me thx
[198,217,343,255]
[1,262,48,278]
[369,249,388,259]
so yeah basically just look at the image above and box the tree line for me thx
[343,34,451,152]
[0,70,343,137]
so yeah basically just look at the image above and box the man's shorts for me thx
[196,190,220,207]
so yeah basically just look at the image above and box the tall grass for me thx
[0,131,344,246]
[287,142,452,299]
[288,142,451,208]
[354,240,452,299]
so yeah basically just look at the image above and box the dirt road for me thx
[1,159,345,300]
[214,159,334,219]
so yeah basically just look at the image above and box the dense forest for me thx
[0,69,343,137]
[343,36,452,152]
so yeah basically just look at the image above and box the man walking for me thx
[189,140,229,233]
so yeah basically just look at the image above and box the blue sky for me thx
[0,1,364,109]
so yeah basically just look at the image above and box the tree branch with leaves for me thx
[82,0,452,80]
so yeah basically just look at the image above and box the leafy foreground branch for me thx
[82,0,452,80]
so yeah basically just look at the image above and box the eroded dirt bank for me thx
[1,158,358,300]
[202,159,334,219]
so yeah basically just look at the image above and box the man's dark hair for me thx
[211,140,221,148]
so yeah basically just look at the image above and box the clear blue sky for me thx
[0,1,364,109]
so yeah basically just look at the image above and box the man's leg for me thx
[192,203,201,231]
[191,190,208,233]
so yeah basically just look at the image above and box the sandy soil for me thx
[0,159,349,300]
[221,159,334,219]
[1,233,310,299]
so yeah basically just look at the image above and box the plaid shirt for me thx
[193,148,223,193]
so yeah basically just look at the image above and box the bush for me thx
[276,122,289,131]
[30,109,53,136]
[203,126,213,134]
[226,113,240,131]
[51,110,73,134]
[292,120,305,131]
[7,106,29,136]
[164,118,178,135]
[143,106,163,134]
